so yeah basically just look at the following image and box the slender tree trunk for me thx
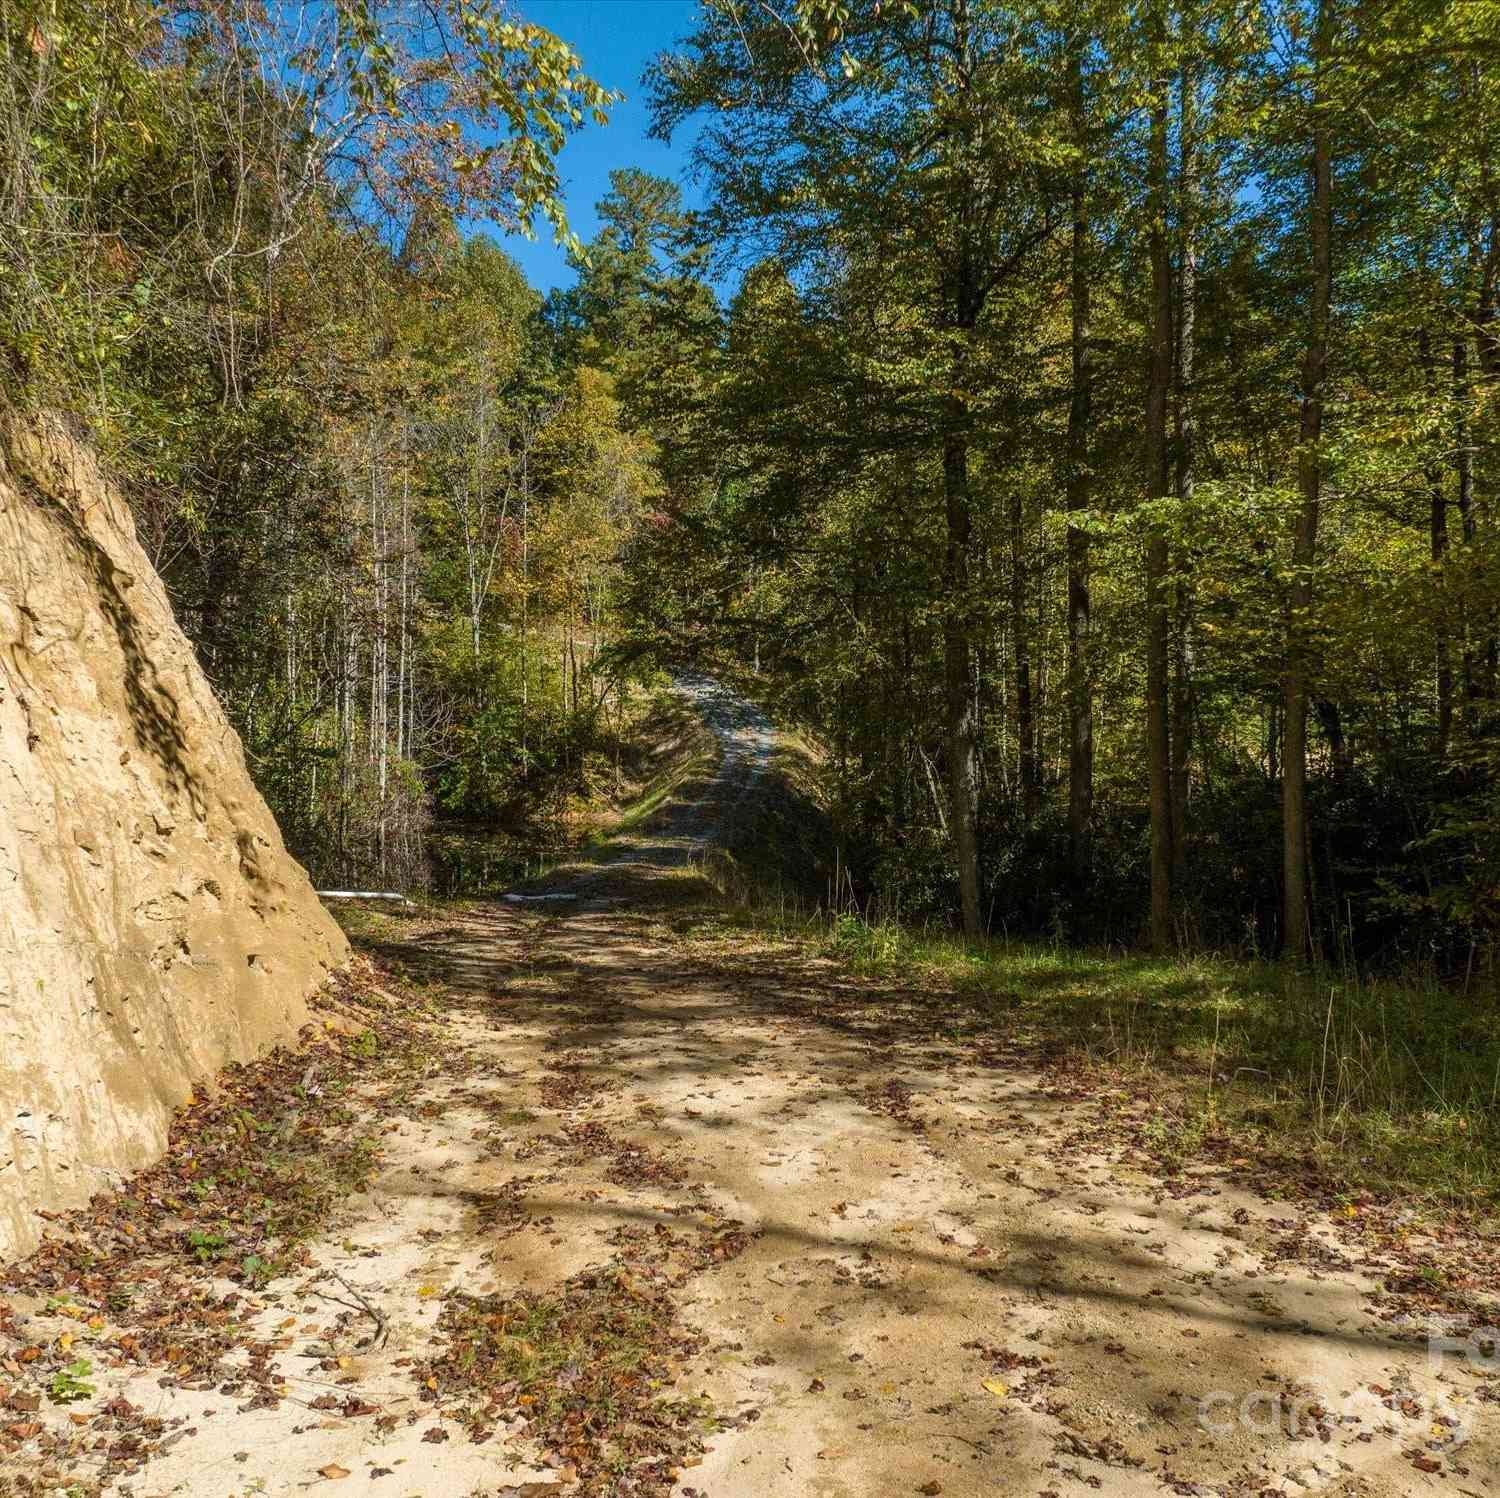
[944,419,982,936]
[1418,322,1454,744]
[1452,329,1476,723]
[285,592,296,700]
[1419,326,1454,750]
[1145,35,1175,953]
[397,464,410,762]
[568,621,579,717]
[520,453,530,782]
[367,436,377,764]
[1010,487,1040,818]
[1170,610,1195,858]
[1477,208,1498,384]
[1171,45,1198,888]
[1461,137,1495,702]
[1315,698,1349,775]
[339,579,357,875]
[1066,34,1095,892]
[368,439,390,877]
[1283,4,1333,959]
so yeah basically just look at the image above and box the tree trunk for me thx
[1171,44,1198,889]
[1453,330,1476,721]
[943,421,982,937]
[397,464,410,762]
[1475,203,1497,382]
[1011,487,1040,819]
[1145,39,1174,954]
[1464,212,1495,700]
[520,458,530,782]
[1417,325,1453,748]
[1315,698,1350,775]
[568,622,580,717]
[1066,34,1095,892]
[1283,4,1332,960]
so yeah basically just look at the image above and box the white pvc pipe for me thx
[317,891,413,903]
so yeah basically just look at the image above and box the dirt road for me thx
[1,680,1495,1498]
[596,673,775,874]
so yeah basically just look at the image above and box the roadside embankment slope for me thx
[0,413,346,1260]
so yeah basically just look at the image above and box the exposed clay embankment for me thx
[0,413,347,1260]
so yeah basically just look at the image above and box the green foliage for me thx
[46,1359,96,1406]
[624,0,1500,972]
[0,0,666,893]
[186,1229,228,1262]
[10,0,1500,981]
[0,0,618,399]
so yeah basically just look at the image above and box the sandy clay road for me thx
[1,679,1496,1498]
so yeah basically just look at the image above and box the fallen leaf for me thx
[982,1378,1009,1399]
[318,1464,351,1480]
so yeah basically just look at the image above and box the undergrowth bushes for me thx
[841,756,1496,975]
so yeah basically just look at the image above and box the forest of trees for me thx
[4,0,1500,972]
[630,0,1500,970]
[1,0,653,889]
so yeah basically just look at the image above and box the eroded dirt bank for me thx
[0,413,347,1262]
[0,681,1495,1498]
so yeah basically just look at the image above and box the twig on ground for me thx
[309,1271,389,1350]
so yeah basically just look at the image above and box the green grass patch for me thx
[595,744,719,844]
[496,691,722,896]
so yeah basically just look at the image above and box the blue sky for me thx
[497,0,705,293]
